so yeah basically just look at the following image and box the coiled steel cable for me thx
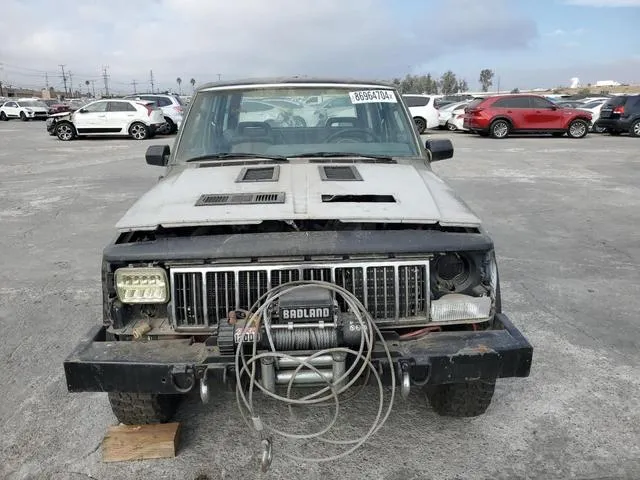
[234,280,396,466]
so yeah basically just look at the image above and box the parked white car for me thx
[578,100,607,133]
[448,107,468,131]
[0,98,49,121]
[124,94,184,134]
[53,99,165,141]
[402,95,439,134]
[438,101,470,130]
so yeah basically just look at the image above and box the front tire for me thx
[0,112,7,121]
[55,122,75,141]
[567,119,588,138]
[489,119,510,139]
[414,117,427,134]
[446,122,457,131]
[426,379,496,417]
[20,111,28,121]
[630,119,640,138]
[129,122,149,140]
[108,392,180,424]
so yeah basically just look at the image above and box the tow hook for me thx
[261,438,273,473]
[399,362,411,400]
[200,369,210,404]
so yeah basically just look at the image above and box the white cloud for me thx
[0,0,538,92]
[565,0,640,6]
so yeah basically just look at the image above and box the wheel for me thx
[489,119,510,139]
[55,122,75,141]
[425,379,496,417]
[129,122,149,140]
[567,119,588,138]
[413,117,426,134]
[158,118,176,135]
[108,392,180,424]
[0,111,7,121]
[551,132,564,137]
[630,119,640,137]
[446,121,457,131]
[292,116,307,127]
[20,111,28,121]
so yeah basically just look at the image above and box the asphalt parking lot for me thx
[1,121,639,480]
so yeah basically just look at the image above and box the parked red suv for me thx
[464,94,592,139]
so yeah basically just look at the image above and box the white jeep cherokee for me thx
[64,77,532,468]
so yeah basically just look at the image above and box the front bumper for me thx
[63,313,532,394]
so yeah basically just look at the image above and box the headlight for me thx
[431,294,491,322]
[115,267,168,304]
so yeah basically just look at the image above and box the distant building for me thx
[570,77,580,89]
[595,80,622,87]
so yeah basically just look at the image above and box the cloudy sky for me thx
[1,0,639,94]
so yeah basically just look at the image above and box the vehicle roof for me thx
[197,76,394,91]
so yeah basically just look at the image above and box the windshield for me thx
[173,86,420,163]
[19,101,47,108]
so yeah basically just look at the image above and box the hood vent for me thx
[321,194,395,203]
[196,192,285,206]
[319,165,362,181]
[236,166,280,183]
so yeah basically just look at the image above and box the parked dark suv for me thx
[464,94,592,139]
[595,95,640,137]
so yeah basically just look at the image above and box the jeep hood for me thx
[115,162,482,231]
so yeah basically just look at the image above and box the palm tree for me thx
[176,77,182,95]
[85,80,90,96]
[190,78,196,93]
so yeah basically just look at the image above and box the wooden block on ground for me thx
[102,422,180,462]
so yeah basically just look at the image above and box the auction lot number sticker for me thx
[349,90,397,103]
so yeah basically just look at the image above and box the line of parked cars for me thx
[403,93,640,139]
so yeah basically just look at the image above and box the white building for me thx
[595,80,622,87]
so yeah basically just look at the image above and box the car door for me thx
[3,101,19,118]
[528,96,564,129]
[106,101,137,132]
[74,101,108,133]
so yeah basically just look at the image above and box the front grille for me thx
[170,260,430,329]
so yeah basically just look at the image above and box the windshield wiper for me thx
[290,152,393,160]
[185,153,288,163]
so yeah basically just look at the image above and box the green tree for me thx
[457,79,469,93]
[176,77,182,94]
[510,87,520,94]
[439,71,458,95]
[479,69,494,92]
[190,78,196,92]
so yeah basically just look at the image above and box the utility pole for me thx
[45,72,49,88]
[68,71,73,97]
[149,70,155,93]
[131,80,137,94]
[217,73,222,81]
[102,65,110,97]
[90,80,96,97]
[59,64,68,96]
[497,76,501,94]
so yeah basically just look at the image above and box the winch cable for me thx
[233,280,396,466]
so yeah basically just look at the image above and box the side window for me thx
[530,97,554,109]
[493,98,511,108]
[83,102,108,113]
[156,97,172,107]
[509,97,532,108]
[403,96,428,107]
[7,102,17,107]
[241,101,273,113]
[108,102,136,112]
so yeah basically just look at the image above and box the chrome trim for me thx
[170,259,431,330]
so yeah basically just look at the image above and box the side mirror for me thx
[78,108,87,113]
[425,139,454,162]
[146,144,170,166]
[550,105,558,110]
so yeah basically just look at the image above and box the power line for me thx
[102,65,110,97]
[59,64,68,96]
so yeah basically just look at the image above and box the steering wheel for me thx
[325,128,381,144]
